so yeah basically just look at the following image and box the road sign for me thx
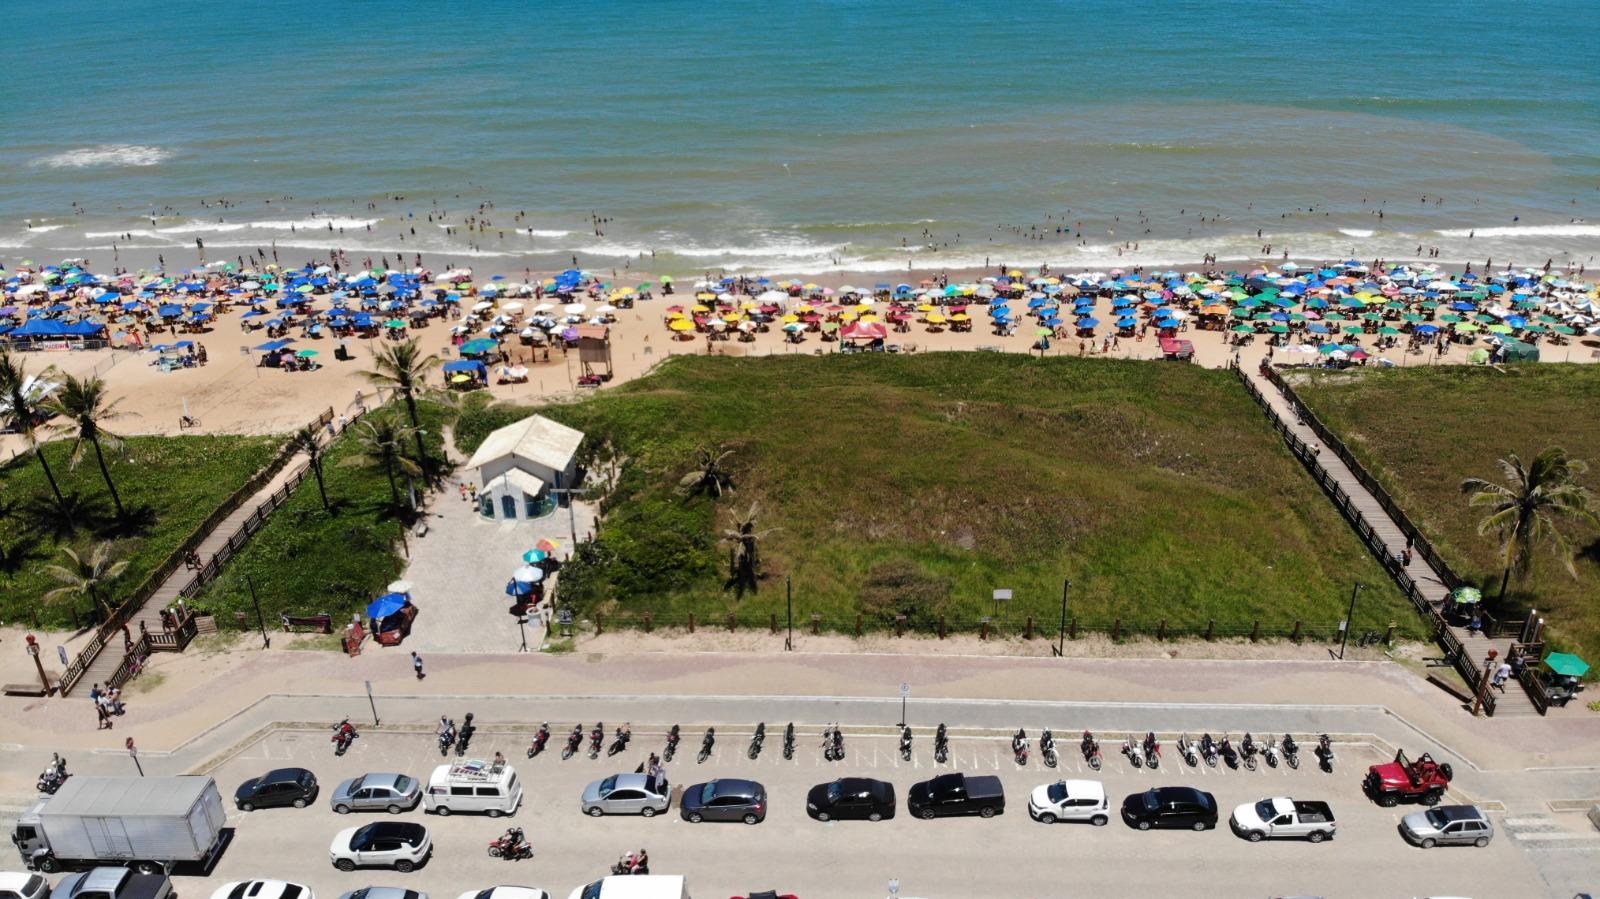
[125,737,136,756]
[900,682,911,697]
[57,645,69,668]
[992,589,1013,601]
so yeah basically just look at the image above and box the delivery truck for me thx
[11,776,226,874]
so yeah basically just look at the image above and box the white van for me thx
[566,875,688,899]
[423,760,522,816]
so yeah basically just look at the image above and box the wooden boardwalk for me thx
[1240,365,1538,716]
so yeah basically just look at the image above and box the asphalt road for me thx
[128,727,1544,899]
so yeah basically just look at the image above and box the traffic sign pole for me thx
[899,682,911,726]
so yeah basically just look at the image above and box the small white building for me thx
[464,414,584,521]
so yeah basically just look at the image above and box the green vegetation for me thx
[457,354,1408,637]
[0,433,280,626]
[195,401,453,626]
[1294,365,1600,659]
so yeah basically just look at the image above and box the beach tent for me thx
[1499,341,1539,363]
[442,358,489,383]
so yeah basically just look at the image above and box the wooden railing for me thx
[1233,365,1503,713]
[106,613,198,691]
[57,407,341,695]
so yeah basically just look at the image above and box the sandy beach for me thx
[3,247,1598,460]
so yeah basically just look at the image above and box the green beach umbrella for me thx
[1289,313,1307,322]
[1232,308,1252,318]
[1403,313,1424,323]
[1455,322,1480,333]
[1486,324,1513,334]
[296,349,319,358]
[1553,325,1577,335]
[1269,324,1289,333]
[1035,326,1053,336]
[1343,323,1363,333]
[1362,312,1383,321]
[1231,323,1254,333]
[1543,652,1590,677]
[1420,301,1440,310]
[1439,313,1461,323]
[1379,326,1401,335]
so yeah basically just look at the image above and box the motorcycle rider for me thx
[500,826,528,858]
[1012,728,1028,763]
[456,713,476,756]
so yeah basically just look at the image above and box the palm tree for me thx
[46,375,129,520]
[1461,447,1598,603]
[361,340,440,480]
[290,425,331,512]
[42,542,128,618]
[721,501,778,597]
[342,418,422,511]
[678,446,736,498]
[0,349,68,512]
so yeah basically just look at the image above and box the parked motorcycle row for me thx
[494,722,1339,774]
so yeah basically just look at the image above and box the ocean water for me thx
[2,0,1597,274]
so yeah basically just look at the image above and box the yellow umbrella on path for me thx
[669,319,695,332]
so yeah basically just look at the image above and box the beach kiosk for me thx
[1159,336,1195,362]
[464,414,584,521]
[577,324,612,382]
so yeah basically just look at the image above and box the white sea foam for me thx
[1435,224,1600,238]
[152,217,380,235]
[520,229,571,238]
[1338,228,1375,238]
[26,224,65,233]
[31,145,173,168]
[83,229,170,240]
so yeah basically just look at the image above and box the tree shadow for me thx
[92,503,159,540]
[1577,536,1600,569]
[19,491,104,542]
[0,534,48,576]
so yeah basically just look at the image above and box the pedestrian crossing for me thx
[1502,812,1600,851]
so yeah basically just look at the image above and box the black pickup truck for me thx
[907,773,1005,820]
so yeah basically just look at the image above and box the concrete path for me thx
[1241,364,1537,715]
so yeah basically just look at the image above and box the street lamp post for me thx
[517,615,530,653]
[245,573,270,648]
[24,635,51,695]
[1056,579,1071,657]
[1338,581,1365,660]
[785,576,793,651]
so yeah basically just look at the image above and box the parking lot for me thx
[165,723,1548,899]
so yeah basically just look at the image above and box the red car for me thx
[1363,749,1453,807]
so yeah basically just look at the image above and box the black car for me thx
[806,778,896,822]
[235,768,319,811]
[680,779,767,824]
[1121,787,1218,831]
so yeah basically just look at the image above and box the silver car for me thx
[1400,804,1494,848]
[580,773,669,817]
[331,773,422,814]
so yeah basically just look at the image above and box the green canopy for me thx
[1451,586,1482,605]
[1501,341,1540,363]
[1543,652,1590,677]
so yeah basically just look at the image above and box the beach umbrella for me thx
[1034,326,1053,336]
[513,565,545,585]
[296,349,319,358]
[669,319,694,332]
[366,592,409,619]
[1543,652,1590,677]
[1230,323,1254,333]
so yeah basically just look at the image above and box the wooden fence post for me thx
[1112,618,1122,641]
[895,615,906,637]
[1157,619,1167,641]
[1291,620,1302,642]
[811,614,820,636]
[643,612,652,633]
[1384,623,1396,645]
[1204,619,1215,642]
[938,615,947,640]
[687,612,695,634]
[855,613,863,638]
[726,612,736,632]
[981,619,990,641]
[1025,616,1035,640]
[1250,621,1260,643]
[1069,617,1078,640]
[769,613,778,635]
[595,610,603,636]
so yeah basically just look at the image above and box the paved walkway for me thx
[75,447,312,692]
[1242,364,1535,715]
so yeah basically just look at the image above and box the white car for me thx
[457,889,551,899]
[330,822,432,872]
[1027,779,1110,825]
[0,873,50,899]
[211,883,314,899]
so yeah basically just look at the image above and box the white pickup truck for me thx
[1229,797,1336,843]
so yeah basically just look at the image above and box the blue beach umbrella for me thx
[366,592,409,619]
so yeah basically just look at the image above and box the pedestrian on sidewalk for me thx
[96,703,113,730]
[412,651,426,680]
[1401,545,1413,567]
[1493,660,1511,692]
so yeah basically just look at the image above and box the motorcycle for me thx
[607,723,632,758]
[438,719,457,757]
[37,754,68,795]
[1315,733,1334,773]
[1122,735,1144,769]
[822,724,845,762]
[899,725,913,762]
[1177,734,1198,767]
[562,725,583,761]
[1040,728,1058,769]
[1218,735,1238,770]
[1012,728,1029,766]
[456,713,476,757]
[1143,732,1161,770]
[1240,732,1259,771]
[589,723,605,760]
[1081,730,1102,771]
[611,851,650,876]
[664,724,680,763]
[698,727,716,764]
[1199,733,1219,768]
[332,719,357,756]
[1283,734,1301,770]
[782,723,795,761]
[528,722,550,758]
[1263,735,1280,769]
[934,723,949,765]
[487,828,532,860]
[749,722,766,760]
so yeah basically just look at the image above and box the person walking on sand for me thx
[96,703,113,730]
[412,651,426,680]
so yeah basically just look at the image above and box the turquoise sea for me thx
[2,0,1597,274]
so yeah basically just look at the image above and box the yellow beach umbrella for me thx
[916,303,934,312]
[692,304,711,313]
[950,313,970,321]
[926,313,946,324]
[782,313,800,323]
[668,319,695,332]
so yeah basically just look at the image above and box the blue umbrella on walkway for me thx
[366,592,409,619]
